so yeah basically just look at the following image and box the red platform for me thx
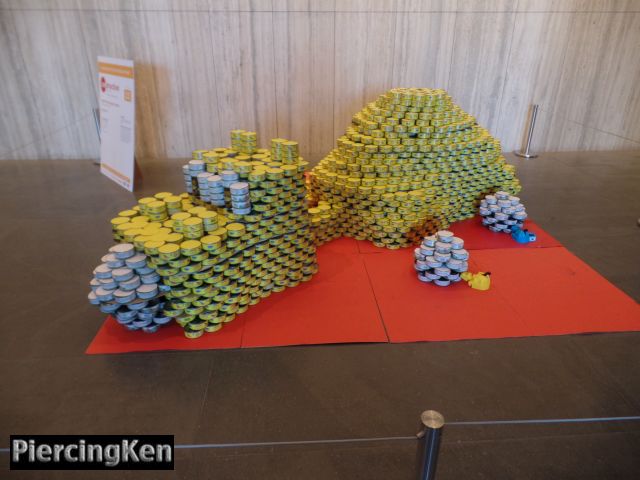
[356,217,561,254]
[86,220,640,354]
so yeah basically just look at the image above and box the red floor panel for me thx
[356,217,561,254]
[86,315,245,354]
[363,247,640,343]
[86,224,638,354]
[470,248,640,336]
[86,239,387,354]
[449,217,561,250]
[240,245,388,348]
[362,249,533,342]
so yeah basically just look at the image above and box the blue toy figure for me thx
[511,226,537,244]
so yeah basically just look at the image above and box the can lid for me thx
[110,243,135,255]
[201,235,222,246]
[165,233,184,243]
[158,243,180,255]
[226,223,245,232]
[95,286,114,296]
[180,240,201,250]
[137,284,158,294]
[183,217,203,227]
[110,217,130,226]
[172,212,191,221]
[94,264,112,275]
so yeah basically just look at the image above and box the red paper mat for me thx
[86,222,638,354]
[357,217,561,253]
[86,238,387,354]
[449,217,561,250]
[362,247,640,342]
[86,315,245,354]
[240,238,387,348]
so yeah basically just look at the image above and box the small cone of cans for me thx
[414,230,470,286]
[88,243,172,332]
[478,191,527,233]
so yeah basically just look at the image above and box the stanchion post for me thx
[515,104,539,158]
[92,108,101,166]
[415,410,445,480]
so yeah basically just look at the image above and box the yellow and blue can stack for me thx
[99,130,318,338]
[88,243,172,332]
[308,88,522,249]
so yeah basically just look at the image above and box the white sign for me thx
[98,56,135,191]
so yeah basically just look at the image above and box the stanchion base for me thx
[514,151,539,158]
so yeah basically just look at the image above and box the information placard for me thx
[98,56,135,191]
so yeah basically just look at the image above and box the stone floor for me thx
[0,151,638,479]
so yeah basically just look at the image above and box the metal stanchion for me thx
[92,107,101,139]
[92,108,101,166]
[515,104,539,158]
[415,410,445,480]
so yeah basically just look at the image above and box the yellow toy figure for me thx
[461,272,491,291]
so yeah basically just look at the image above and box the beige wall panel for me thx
[138,12,190,158]
[333,11,396,140]
[536,107,585,151]
[170,12,224,151]
[272,0,336,12]
[0,9,49,158]
[334,0,462,13]
[273,11,335,163]
[448,8,516,135]
[11,8,97,159]
[581,12,640,143]
[1,0,639,160]
[209,11,278,148]
[496,11,573,152]
[391,11,455,90]
[583,129,640,151]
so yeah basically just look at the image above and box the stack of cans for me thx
[229,182,251,215]
[207,175,225,206]
[479,191,527,233]
[184,160,205,194]
[230,129,258,155]
[308,87,522,249]
[308,201,343,246]
[220,170,239,187]
[94,130,318,339]
[88,243,171,332]
[414,230,470,286]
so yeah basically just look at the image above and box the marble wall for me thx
[1,0,639,162]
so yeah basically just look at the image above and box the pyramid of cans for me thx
[88,243,171,332]
[308,88,521,249]
[479,191,527,233]
[92,130,318,339]
[414,230,470,286]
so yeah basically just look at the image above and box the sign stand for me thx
[97,56,136,191]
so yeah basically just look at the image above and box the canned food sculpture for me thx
[90,131,318,338]
[414,230,469,286]
[478,191,527,233]
[88,244,172,332]
[308,88,521,248]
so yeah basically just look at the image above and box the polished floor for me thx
[0,151,639,479]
